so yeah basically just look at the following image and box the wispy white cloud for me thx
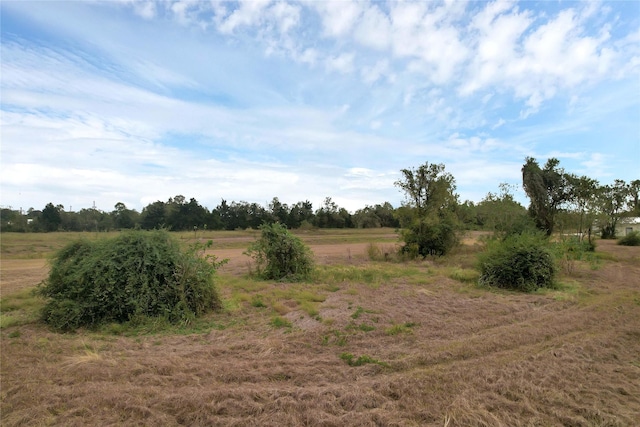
[1,0,638,213]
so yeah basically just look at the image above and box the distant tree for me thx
[455,200,479,230]
[268,197,289,225]
[565,175,599,242]
[287,200,314,228]
[395,162,460,257]
[521,157,572,236]
[628,179,640,215]
[41,203,62,232]
[140,201,167,230]
[476,183,531,237]
[597,180,628,239]
[112,202,138,230]
[374,202,399,228]
[315,197,349,228]
[353,205,382,228]
[0,208,28,232]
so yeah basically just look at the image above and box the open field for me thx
[1,230,640,426]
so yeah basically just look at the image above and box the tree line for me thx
[0,196,399,233]
[1,158,638,239]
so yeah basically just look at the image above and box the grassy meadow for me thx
[1,229,639,426]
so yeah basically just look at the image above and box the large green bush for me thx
[400,217,460,258]
[245,223,313,281]
[477,233,556,292]
[618,231,640,246]
[38,230,224,331]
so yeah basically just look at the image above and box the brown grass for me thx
[1,233,639,426]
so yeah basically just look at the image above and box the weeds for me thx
[340,352,389,367]
[270,316,292,329]
[0,288,44,328]
[385,322,417,335]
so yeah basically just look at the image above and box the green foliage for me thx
[385,322,416,335]
[618,231,640,246]
[340,352,389,367]
[245,223,314,281]
[395,162,461,258]
[270,316,292,329]
[598,180,629,239]
[476,184,536,237]
[522,157,572,236]
[477,233,556,292]
[37,230,224,331]
[41,202,63,232]
[400,216,460,257]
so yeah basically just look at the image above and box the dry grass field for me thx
[1,230,639,426]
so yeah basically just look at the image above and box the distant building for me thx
[617,217,640,236]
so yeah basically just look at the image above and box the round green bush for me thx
[38,230,223,330]
[477,233,556,292]
[245,223,313,281]
[618,231,640,246]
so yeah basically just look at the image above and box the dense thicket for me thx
[37,230,223,330]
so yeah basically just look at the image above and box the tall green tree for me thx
[112,202,138,229]
[394,162,460,257]
[566,175,599,241]
[41,203,62,232]
[140,201,167,230]
[521,157,572,236]
[598,179,628,239]
[628,179,640,215]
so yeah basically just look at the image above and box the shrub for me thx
[618,231,640,246]
[38,230,224,331]
[245,223,313,281]
[477,233,556,292]
[400,217,460,258]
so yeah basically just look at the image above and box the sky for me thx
[1,0,639,214]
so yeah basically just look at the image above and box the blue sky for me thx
[1,0,639,213]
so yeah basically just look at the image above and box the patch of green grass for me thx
[0,288,45,329]
[0,315,21,329]
[8,330,21,338]
[539,280,593,302]
[321,330,348,346]
[446,267,480,283]
[340,352,389,367]
[385,322,417,335]
[314,263,424,287]
[345,322,375,332]
[251,295,267,308]
[96,313,234,336]
[270,316,292,329]
[299,300,319,317]
[351,306,365,319]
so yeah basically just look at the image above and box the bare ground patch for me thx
[2,234,639,426]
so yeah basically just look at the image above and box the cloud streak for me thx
[1,0,638,213]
